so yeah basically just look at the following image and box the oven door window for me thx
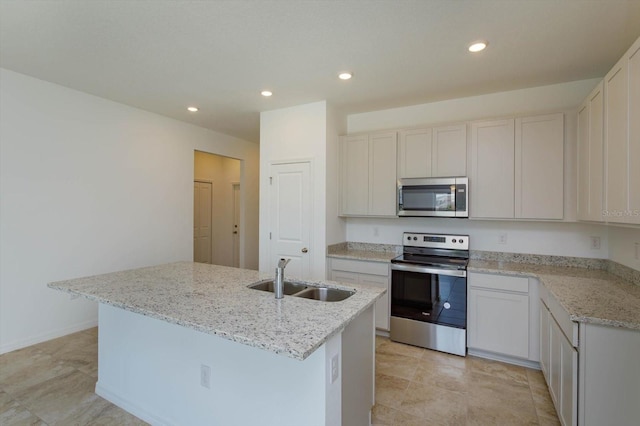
[401,184,455,212]
[391,269,466,329]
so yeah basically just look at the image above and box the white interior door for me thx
[232,183,240,268]
[268,162,311,279]
[194,181,212,264]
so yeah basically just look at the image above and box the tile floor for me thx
[0,329,560,425]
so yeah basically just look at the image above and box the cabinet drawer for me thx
[330,258,389,276]
[469,272,529,293]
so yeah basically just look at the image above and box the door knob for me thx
[301,248,308,253]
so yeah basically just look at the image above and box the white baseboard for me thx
[467,348,541,370]
[95,382,173,426]
[0,319,98,355]
[375,329,390,338]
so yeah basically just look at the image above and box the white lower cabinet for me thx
[579,324,640,426]
[467,272,539,365]
[329,258,390,331]
[539,286,640,426]
[539,285,578,426]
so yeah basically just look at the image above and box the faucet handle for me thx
[278,258,291,268]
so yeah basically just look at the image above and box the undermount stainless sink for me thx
[248,279,308,295]
[248,280,355,302]
[293,287,355,302]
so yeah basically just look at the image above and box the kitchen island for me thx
[48,261,385,426]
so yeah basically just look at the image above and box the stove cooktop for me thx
[391,253,469,270]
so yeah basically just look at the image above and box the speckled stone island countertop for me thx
[48,261,386,361]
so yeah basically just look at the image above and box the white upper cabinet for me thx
[339,131,397,217]
[433,124,467,177]
[515,113,564,220]
[398,128,432,178]
[398,124,466,178]
[370,132,398,216]
[471,114,564,220]
[470,119,516,219]
[340,134,369,215]
[603,36,640,225]
[604,56,629,223]
[577,82,604,222]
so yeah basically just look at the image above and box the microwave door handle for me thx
[391,263,466,277]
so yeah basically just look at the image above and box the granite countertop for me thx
[326,248,398,263]
[48,261,385,360]
[468,260,640,331]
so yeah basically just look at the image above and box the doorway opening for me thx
[194,151,242,267]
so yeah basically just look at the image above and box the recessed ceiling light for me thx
[468,41,488,53]
[187,106,199,112]
[338,72,353,80]
[261,90,273,97]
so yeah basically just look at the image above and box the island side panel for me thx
[342,305,375,426]
[96,304,333,426]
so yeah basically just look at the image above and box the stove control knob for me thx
[444,302,451,310]
[459,239,464,243]
[413,236,418,241]
[452,239,457,243]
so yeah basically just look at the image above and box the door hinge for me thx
[269,232,272,240]
[269,177,272,185]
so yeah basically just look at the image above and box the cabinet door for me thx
[360,273,390,331]
[398,128,432,178]
[340,135,369,215]
[604,56,629,223]
[577,83,604,222]
[470,119,515,218]
[549,314,577,426]
[549,316,562,409]
[539,303,550,380]
[467,287,529,358]
[369,132,398,216]
[628,41,640,224]
[432,124,467,177]
[559,335,577,426]
[515,113,564,219]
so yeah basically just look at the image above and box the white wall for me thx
[347,79,601,133]
[259,101,330,279]
[194,151,241,267]
[608,226,640,271]
[0,68,260,354]
[346,217,608,258]
[344,79,610,258]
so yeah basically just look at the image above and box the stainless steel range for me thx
[390,232,469,356]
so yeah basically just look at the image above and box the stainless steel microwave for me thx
[397,177,469,217]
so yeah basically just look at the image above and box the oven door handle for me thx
[390,263,467,277]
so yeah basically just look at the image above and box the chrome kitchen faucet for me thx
[274,258,291,299]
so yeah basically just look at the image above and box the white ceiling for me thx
[1,1,639,143]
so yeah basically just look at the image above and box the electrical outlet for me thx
[590,236,601,250]
[330,354,339,384]
[498,233,507,244]
[200,364,211,388]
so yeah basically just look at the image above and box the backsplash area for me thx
[345,217,609,259]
